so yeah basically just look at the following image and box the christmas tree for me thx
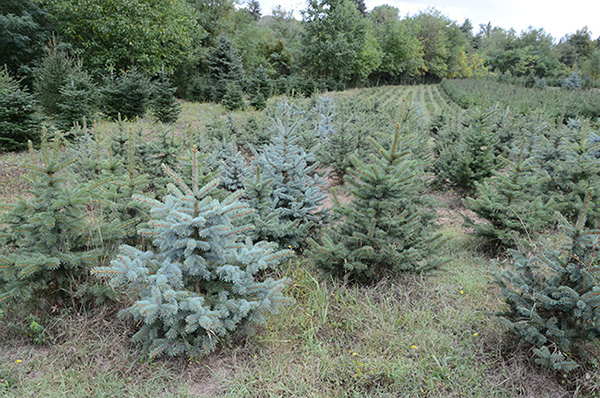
[251,102,328,248]
[0,133,111,308]
[0,67,41,152]
[149,69,182,124]
[463,140,557,252]
[242,166,303,249]
[434,99,498,194]
[308,115,447,283]
[495,194,600,371]
[94,149,293,358]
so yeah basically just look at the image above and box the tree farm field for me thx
[1,83,599,397]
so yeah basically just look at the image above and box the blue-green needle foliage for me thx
[94,149,293,359]
[495,195,600,372]
[251,103,328,248]
[0,134,110,308]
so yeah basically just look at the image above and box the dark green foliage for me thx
[33,39,77,118]
[463,141,558,252]
[206,37,244,102]
[0,67,41,152]
[0,0,51,82]
[101,68,151,120]
[434,97,499,194]
[495,197,600,371]
[94,149,293,359]
[308,116,447,283]
[251,103,328,248]
[221,81,245,111]
[149,70,182,124]
[0,134,110,309]
[54,69,96,131]
[247,66,271,110]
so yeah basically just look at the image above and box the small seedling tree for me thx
[94,149,293,358]
[463,140,557,252]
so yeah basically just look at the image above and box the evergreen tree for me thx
[32,37,71,117]
[494,195,600,371]
[434,98,499,194]
[247,66,271,110]
[0,67,41,152]
[0,134,113,308]
[463,140,558,252]
[251,103,328,248]
[562,71,581,89]
[246,0,261,21]
[55,69,96,132]
[219,137,251,192]
[149,69,182,124]
[537,120,600,225]
[221,81,245,111]
[243,166,303,248]
[101,68,152,120]
[308,117,447,282]
[206,37,244,102]
[94,149,293,358]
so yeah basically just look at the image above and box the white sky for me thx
[258,0,600,41]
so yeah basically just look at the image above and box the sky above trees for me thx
[258,0,600,41]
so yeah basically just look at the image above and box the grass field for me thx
[0,84,597,397]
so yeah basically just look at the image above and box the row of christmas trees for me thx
[2,95,600,372]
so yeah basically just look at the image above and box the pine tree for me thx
[0,67,41,152]
[221,81,245,111]
[55,70,96,132]
[206,37,244,102]
[463,140,558,252]
[219,137,251,193]
[0,133,112,308]
[537,120,600,225]
[243,166,304,249]
[94,149,293,359]
[308,117,447,283]
[251,103,328,248]
[494,194,600,371]
[33,36,96,130]
[101,68,151,120]
[247,66,271,110]
[149,69,182,124]
[434,99,499,194]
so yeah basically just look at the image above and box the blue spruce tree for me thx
[251,102,328,249]
[94,148,293,358]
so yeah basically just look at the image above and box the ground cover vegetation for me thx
[2,0,600,395]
